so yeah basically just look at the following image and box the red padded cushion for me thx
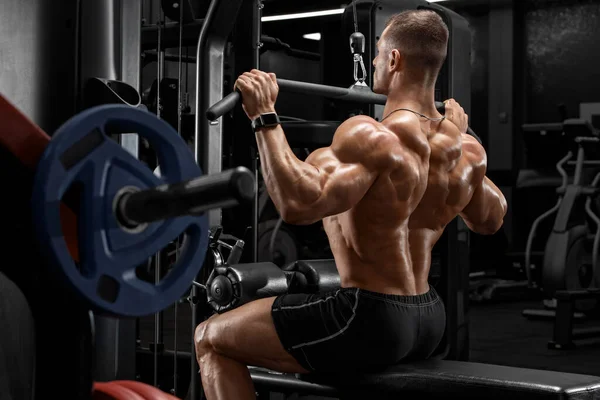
[92,382,145,400]
[112,381,180,400]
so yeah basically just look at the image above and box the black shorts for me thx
[271,286,445,372]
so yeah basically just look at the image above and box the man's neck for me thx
[382,82,440,120]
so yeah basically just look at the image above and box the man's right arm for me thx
[459,137,508,235]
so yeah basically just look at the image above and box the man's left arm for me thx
[255,120,386,225]
[236,70,408,225]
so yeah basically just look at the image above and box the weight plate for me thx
[258,219,299,267]
[32,105,208,317]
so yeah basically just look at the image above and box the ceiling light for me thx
[262,8,345,22]
[303,33,322,41]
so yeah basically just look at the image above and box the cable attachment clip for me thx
[350,31,368,86]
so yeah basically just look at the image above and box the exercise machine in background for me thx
[522,119,600,349]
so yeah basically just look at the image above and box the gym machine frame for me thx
[190,0,248,397]
[523,120,600,349]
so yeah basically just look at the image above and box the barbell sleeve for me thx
[117,166,255,228]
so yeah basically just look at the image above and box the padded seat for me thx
[250,360,600,399]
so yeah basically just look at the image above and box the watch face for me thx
[261,113,280,126]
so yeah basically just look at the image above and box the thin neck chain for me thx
[381,108,445,123]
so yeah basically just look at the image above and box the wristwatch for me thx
[251,112,281,131]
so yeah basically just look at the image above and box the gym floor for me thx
[470,301,600,375]
[139,299,600,378]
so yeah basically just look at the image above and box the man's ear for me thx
[389,49,402,72]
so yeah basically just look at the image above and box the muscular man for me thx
[195,9,507,400]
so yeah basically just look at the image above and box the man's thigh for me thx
[198,297,309,374]
[199,288,361,374]
[269,288,360,372]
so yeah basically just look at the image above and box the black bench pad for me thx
[250,360,600,399]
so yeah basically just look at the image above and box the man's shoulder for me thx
[336,115,380,136]
[383,114,427,141]
[331,115,422,172]
[335,115,409,146]
[340,114,419,133]
[333,116,400,155]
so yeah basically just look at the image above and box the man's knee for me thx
[194,318,217,359]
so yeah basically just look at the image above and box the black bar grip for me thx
[206,79,387,121]
[277,78,387,104]
[206,91,241,121]
[117,166,255,227]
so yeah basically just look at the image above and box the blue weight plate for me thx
[32,105,208,317]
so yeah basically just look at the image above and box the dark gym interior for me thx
[1,0,600,399]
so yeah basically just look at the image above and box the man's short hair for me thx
[384,10,449,84]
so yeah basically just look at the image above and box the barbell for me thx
[29,104,254,317]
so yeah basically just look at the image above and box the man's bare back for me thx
[314,110,506,297]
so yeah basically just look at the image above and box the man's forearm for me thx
[254,126,322,217]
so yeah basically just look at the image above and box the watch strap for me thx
[252,112,281,131]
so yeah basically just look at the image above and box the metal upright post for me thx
[153,7,165,388]
[229,0,262,263]
[190,1,245,398]
[119,0,142,158]
[81,0,142,383]
[252,0,263,262]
